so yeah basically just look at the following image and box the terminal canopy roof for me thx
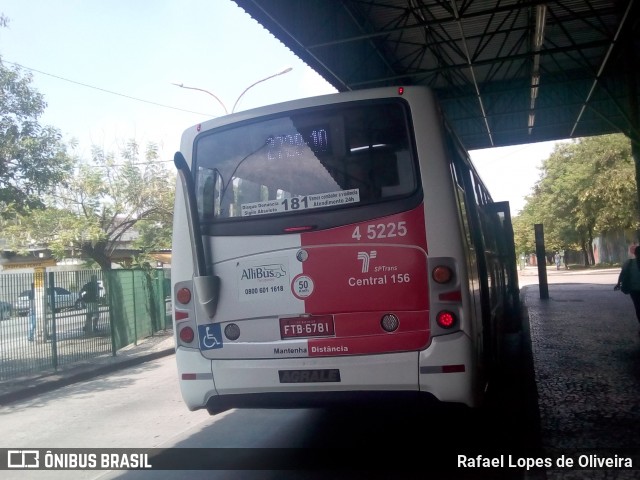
[234,0,640,151]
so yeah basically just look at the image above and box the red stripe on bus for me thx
[181,373,214,380]
[297,206,429,315]
[308,331,429,356]
[300,205,428,248]
[297,245,429,314]
[333,311,428,337]
[442,364,466,373]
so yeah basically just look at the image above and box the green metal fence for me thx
[0,268,171,381]
[105,269,172,351]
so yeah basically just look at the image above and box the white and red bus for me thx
[171,86,519,414]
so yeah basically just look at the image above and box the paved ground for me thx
[521,271,640,479]
[0,329,175,405]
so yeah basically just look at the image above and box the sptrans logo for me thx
[357,251,377,273]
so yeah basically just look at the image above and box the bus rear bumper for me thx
[418,332,477,407]
[177,332,477,412]
[176,347,217,411]
[178,347,422,412]
[205,390,440,415]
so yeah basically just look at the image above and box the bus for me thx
[171,86,520,414]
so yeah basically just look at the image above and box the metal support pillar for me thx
[534,224,549,300]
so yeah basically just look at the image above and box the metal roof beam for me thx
[570,0,635,136]
[345,39,610,88]
[447,0,494,145]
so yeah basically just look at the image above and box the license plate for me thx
[279,369,341,383]
[279,315,335,339]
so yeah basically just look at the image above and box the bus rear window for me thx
[194,101,416,221]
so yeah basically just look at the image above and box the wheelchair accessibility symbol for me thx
[198,324,223,350]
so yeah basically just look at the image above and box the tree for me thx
[536,142,594,261]
[0,57,73,213]
[512,200,541,256]
[578,135,637,232]
[513,134,636,265]
[3,140,175,270]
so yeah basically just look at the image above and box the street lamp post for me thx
[170,83,228,114]
[172,67,293,115]
[231,67,292,113]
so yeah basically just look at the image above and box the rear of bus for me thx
[172,86,481,414]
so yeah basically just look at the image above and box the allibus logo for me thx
[240,264,287,280]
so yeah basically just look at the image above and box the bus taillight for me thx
[177,287,192,305]
[436,310,456,329]
[179,326,195,343]
[432,265,453,284]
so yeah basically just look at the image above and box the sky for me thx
[0,0,562,214]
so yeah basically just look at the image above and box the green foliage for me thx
[512,202,539,254]
[3,140,175,270]
[0,57,73,212]
[513,134,637,263]
[0,39,173,269]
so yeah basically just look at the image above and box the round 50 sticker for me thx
[292,274,314,299]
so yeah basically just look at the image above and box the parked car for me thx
[0,301,12,320]
[14,287,81,315]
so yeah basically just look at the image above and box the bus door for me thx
[483,201,520,331]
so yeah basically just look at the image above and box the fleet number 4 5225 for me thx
[351,221,407,241]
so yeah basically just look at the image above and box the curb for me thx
[0,347,175,406]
